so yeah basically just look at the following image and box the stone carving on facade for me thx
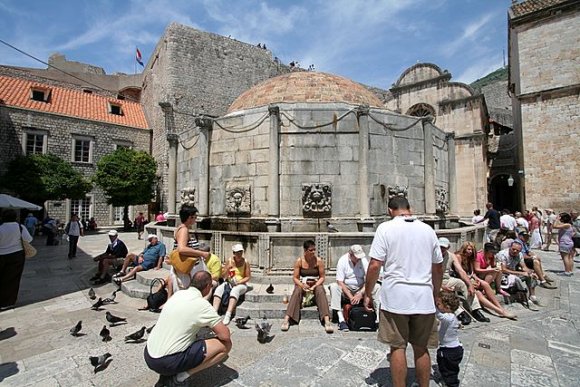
[302,183,332,217]
[226,186,251,215]
[436,188,449,214]
[387,185,408,200]
[180,187,196,207]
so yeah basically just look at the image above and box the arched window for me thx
[406,103,436,123]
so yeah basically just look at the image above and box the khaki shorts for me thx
[377,310,438,349]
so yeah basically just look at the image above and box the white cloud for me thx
[442,12,494,58]
[456,55,504,84]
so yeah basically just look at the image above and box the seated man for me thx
[329,244,379,331]
[516,230,555,289]
[145,271,232,386]
[198,243,223,300]
[439,237,489,324]
[496,241,540,305]
[114,234,166,284]
[91,230,129,285]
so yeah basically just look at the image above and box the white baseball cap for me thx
[232,243,244,252]
[349,244,366,259]
[108,230,118,236]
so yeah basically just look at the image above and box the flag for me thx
[136,48,144,67]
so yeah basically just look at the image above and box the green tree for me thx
[94,148,157,229]
[0,154,92,204]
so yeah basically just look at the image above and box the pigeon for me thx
[106,311,126,326]
[91,298,104,310]
[70,320,82,336]
[255,316,272,343]
[125,326,146,342]
[89,352,112,373]
[146,324,156,334]
[88,288,96,300]
[234,315,251,329]
[265,283,274,294]
[102,290,118,304]
[326,220,339,233]
[99,325,112,342]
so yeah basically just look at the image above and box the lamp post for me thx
[507,175,514,187]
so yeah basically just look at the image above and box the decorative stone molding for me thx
[302,183,332,217]
[180,187,196,207]
[226,186,251,215]
[436,188,449,214]
[387,185,408,200]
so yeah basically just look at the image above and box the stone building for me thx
[0,74,150,225]
[508,0,580,211]
[385,63,489,217]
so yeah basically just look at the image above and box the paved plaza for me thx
[1,231,579,386]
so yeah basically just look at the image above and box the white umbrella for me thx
[0,194,42,210]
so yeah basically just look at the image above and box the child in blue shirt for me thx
[436,291,463,387]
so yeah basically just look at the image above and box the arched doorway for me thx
[489,174,519,212]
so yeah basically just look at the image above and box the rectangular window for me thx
[30,87,50,102]
[72,137,93,163]
[71,197,92,221]
[23,131,47,155]
[114,141,132,150]
[109,102,123,115]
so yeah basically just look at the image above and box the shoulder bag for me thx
[141,278,168,312]
[20,225,37,258]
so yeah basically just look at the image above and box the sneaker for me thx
[223,315,231,325]
[557,272,573,277]
[338,321,349,332]
[112,271,125,278]
[539,282,557,289]
[529,295,540,305]
[113,277,122,285]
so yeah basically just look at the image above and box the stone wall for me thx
[0,106,150,225]
[516,10,580,95]
[141,23,290,212]
[521,94,579,210]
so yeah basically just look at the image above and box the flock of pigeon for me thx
[70,287,155,373]
[74,285,274,374]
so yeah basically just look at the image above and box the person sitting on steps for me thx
[90,230,129,285]
[113,234,166,284]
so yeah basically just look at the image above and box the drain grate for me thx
[478,343,491,349]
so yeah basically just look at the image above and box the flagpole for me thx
[134,46,136,75]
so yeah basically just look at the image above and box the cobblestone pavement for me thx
[1,231,579,386]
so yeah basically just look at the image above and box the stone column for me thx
[268,105,281,225]
[357,105,370,218]
[166,133,178,215]
[159,102,176,214]
[447,132,457,214]
[195,117,212,217]
[423,120,436,214]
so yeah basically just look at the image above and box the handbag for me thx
[19,225,37,258]
[141,278,168,312]
[347,305,377,331]
[169,249,200,274]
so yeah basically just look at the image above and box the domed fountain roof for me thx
[227,71,383,113]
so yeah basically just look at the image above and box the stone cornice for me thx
[390,74,452,95]
[517,84,580,102]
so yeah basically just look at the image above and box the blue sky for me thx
[0,0,512,88]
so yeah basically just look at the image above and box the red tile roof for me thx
[510,0,570,18]
[0,75,148,129]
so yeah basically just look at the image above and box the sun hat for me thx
[438,237,450,248]
[232,243,244,252]
[349,244,366,259]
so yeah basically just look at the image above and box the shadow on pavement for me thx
[0,362,19,382]
[0,327,17,341]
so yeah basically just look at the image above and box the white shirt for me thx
[500,214,517,230]
[516,217,529,229]
[471,215,484,224]
[0,222,33,255]
[67,221,81,236]
[369,216,443,314]
[146,287,221,357]
[436,310,462,348]
[336,253,368,289]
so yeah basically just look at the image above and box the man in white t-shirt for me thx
[145,271,231,386]
[500,209,517,231]
[329,244,379,331]
[365,197,443,387]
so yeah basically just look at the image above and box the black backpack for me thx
[346,305,377,331]
[142,278,168,312]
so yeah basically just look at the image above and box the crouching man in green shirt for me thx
[145,271,232,386]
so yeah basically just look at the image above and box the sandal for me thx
[281,321,289,332]
[324,322,334,334]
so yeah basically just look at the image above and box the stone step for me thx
[136,268,170,286]
[235,302,322,320]
[121,279,151,299]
